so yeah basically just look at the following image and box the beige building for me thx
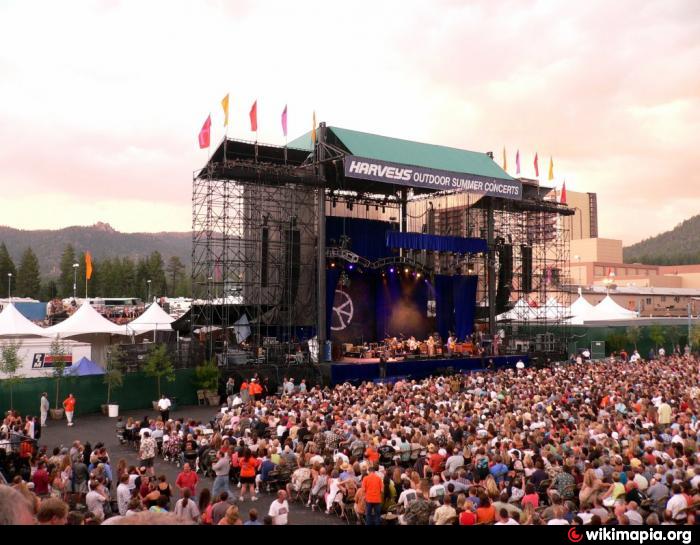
[560,189,700,315]
[565,190,598,240]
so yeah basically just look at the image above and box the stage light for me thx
[330,262,336,268]
[417,273,422,278]
[389,268,395,274]
[348,264,354,270]
[404,268,409,274]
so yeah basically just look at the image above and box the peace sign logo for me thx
[331,289,354,331]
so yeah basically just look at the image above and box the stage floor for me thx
[330,354,527,384]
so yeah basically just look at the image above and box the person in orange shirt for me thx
[62,393,76,427]
[249,379,263,402]
[364,445,380,466]
[361,466,383,525]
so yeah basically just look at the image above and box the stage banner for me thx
[343,155,522,200]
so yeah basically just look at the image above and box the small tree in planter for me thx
[102,345,126,415]
[143,344,175,408]
[193,359,220,406]
[0,340,23,410]
[48,337,69,419]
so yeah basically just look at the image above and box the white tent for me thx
[568,295,596,318]
[127,302,175,335]
[568,294,638,324]
[0,303,50,337]
[497,299,539,321]
[45,303,129,337]
[534,297,569,321]
[595,295,638,318]
[232,314,251,343]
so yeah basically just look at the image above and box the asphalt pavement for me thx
[37,404,344,525]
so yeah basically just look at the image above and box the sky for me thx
[0,0,698,246]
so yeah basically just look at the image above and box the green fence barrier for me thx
[0,368,197,417]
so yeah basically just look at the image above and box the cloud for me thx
[0,0,697,244]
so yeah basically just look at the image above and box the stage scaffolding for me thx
[404,185,573,357]
[191,141,320,362]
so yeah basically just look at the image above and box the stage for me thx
[329,354,527,384]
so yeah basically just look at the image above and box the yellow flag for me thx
[548,156,554,181]
[221,94,229,127]
[502,147,507,171]
[312,111,317,144]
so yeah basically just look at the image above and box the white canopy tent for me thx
[496,299,536,321]
[45,302,129,337]
[569,294,638,324]
[594,295,638,319]
[0,303,50,337]
[568,295,596,318]
[126,302,175,335]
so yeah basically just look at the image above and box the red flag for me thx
[534,152,539,177]
[250,100,258,132]
[560,181,567,204]
[198,115,211,149]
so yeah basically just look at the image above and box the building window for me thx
[661,296,666,302]
[595,266,604,276]
[674,296,680,303]
[646,298,652,305]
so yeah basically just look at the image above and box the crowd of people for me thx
[1,354,699,526]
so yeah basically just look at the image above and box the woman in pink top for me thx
[520,483,539,509]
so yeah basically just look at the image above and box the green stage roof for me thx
[287,126,514,182]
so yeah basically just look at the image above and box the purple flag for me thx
[281,104,288,137]
[516,149,521,175]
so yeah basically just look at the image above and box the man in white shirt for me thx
[86,479,108,523]
[658,398,672,428]
[624,502,644,525]
[157,395,172,422]
[269,490,289,525]
[666,484,687,521]
[40,393,50,427]
[117,474,132,516]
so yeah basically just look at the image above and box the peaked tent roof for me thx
[63,356,105,376]
[127,302,175,335]
[287,126,515,182]
[568,295,596,318]
[45,302,129,337]
[0,303,50,337]
[595,295,638,318]
[568,295,637,324]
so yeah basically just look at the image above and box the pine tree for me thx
[17,247,41,299]
[166,256,186,297]
[0,242,17,298]
[59,244,77,298]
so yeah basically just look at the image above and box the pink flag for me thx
[198,115,211,149]
[281,104,288,137]
[516,150,521,175]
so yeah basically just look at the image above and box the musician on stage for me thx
[407,336,418,353]
[426,335,435,357]
[447,333,457,357]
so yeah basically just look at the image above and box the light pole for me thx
[72,263,79,300]
[7,272,12,300]
[147,279,152,303]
